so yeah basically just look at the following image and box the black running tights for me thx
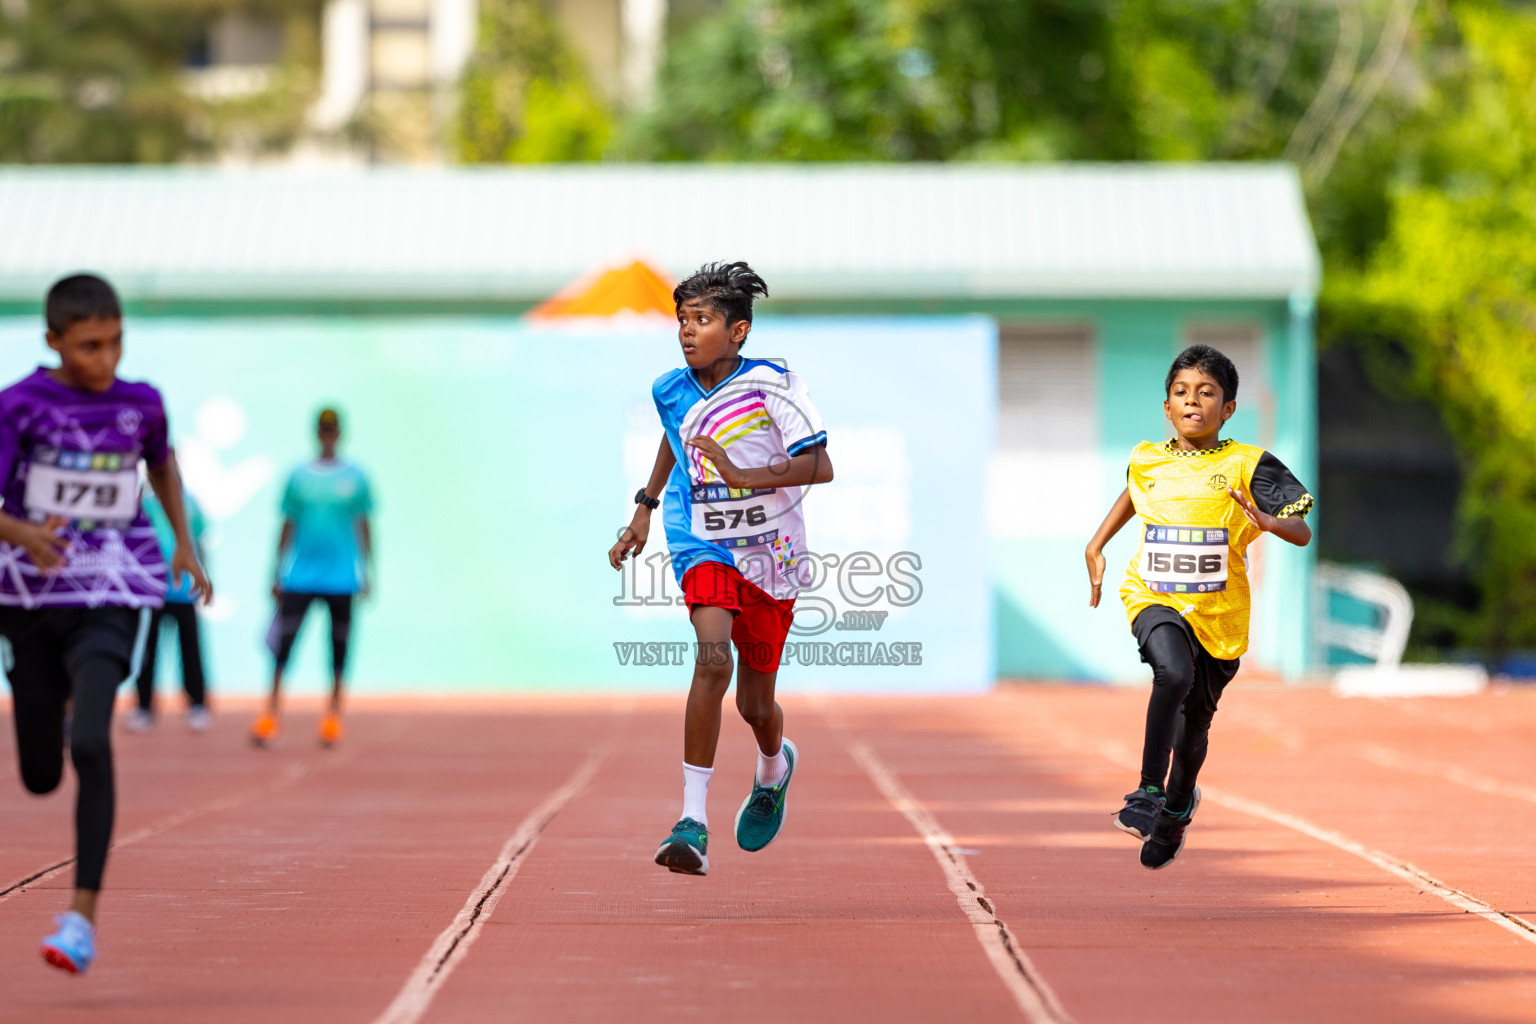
[12,651,122,891]
[1138,623,1214,813]
[137,603,207,711]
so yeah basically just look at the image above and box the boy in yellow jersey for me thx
[1085,345,1314,869]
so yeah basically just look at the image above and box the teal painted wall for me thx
[993,298,1317,682]
[0,315,995,697]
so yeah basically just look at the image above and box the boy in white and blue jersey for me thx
[610,262,833,876]
[253,408,373,749]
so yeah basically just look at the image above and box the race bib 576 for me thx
[1137,524,1228,593]
[690,484,779,549]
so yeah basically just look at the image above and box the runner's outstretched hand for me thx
[684,436,739,486]
[609,515,650,570]
[1085,547,1106,608]
[1227,486,1275,532]
[171,545,214,605]
[17,515,70,572]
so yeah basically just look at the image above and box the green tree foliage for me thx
[456,0,611,163]
[0,1,321,163]
[1327,2,1536,656]
[634,0,1536,655]
[625,0,1349,164]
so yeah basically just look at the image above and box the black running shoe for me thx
[1140,787,1200,870]
[1112,786,1165,841]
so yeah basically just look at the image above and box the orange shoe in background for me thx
[250,713,280,747]
[318,712,344,748]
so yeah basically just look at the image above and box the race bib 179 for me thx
[24,449,140,524]
[690,484,780,549]
[1137,524,1229,593]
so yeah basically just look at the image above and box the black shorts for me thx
[0,605,147,686]
[1131,605,1240,718]
[271,591,355,673]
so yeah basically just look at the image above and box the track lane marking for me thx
[1081,735,1536,946]
[1357,744,1536,805]
[1364,696,1496,734]
[845,740,1075,1024]
[0,717,405,905]
[371,751,606,1024]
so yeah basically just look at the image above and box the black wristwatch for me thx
[634,488,660,510]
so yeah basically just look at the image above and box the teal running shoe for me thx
[40,911,95,974]
[735,738,798,852]
[654,817,709,875]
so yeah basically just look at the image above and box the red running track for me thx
[1,687,1534,1023]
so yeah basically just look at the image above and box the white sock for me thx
[682,762,713,825]
[756,743,789,788]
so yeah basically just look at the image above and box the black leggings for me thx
[1136,616,1238,812]
[273,592,354,677]
[3,607,144,892]
[137,603,207,712]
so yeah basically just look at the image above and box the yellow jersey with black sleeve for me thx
[1118,438,1314,660]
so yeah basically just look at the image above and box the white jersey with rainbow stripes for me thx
[652,356,828,600]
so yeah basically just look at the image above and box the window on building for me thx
[997,324,1098,453]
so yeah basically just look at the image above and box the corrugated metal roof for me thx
[0,164,1318,303]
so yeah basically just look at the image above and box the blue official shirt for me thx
[278,459,373,595]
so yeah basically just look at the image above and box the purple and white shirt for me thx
[0,368,170,609]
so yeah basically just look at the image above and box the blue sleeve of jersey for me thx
[652,369,692,464]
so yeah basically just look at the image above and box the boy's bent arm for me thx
[0,510,70,570]
[1085,488,1135,609]
[1272,516,1312,546]
[147,454,213,602]
[358,516,374,596]
[683,439,832,490]
[608,435,675,569]
[1227,487,1313,547]
[643,434,676,500]
[272,519,295,596]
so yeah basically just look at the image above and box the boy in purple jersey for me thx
[0,274,211,975]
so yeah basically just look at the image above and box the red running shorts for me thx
[681,560,796,674]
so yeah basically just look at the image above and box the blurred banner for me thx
[0,315,995,696]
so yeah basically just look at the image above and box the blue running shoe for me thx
[735,738,798,852]
[40,911,95,975]
[654,817,709,875]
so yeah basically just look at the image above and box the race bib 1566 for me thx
[24,449,140,524]
[690,484,779,549]
[1138,524,1229,593]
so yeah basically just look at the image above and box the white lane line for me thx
[1357,744,1536,805]
[371,752,606,1024]
[847,740,1075,1024]
[0,737,375,905]
[1082,737,1536,946]
[1365,696,1495,734]
[1204,782,1536,942]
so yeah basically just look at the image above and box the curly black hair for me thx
[672,261,769,331]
